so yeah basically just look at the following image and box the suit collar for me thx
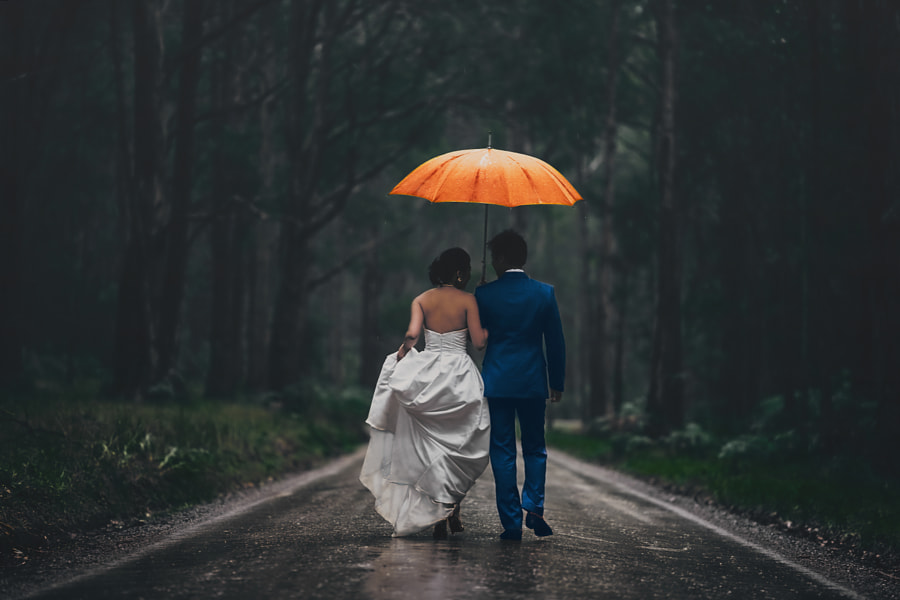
[499,270,529,280]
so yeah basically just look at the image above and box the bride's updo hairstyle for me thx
[429,247,471,287]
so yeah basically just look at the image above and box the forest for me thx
[2,0,899,455]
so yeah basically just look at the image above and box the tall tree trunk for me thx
[358,238,383,389]
[803,0,836,436]
[206,211,240,395]
[849,0,900,433]
[230,215,247,387]
[717,175,760,429]
[328,223,346,388]
[247,222,280,389]
[613,268,629,415]
[267,0,325,390]
[268,225,311,389]
[112,0,167,396]
[206,16,239,396]
[109,0,132,289]
[0,1,81,386]
[206,167,237,395]
[246,3,281,389]
[593,0,623,421]
[647,0,684,436]
[157,0,205,380]
[0,2,26,387]
[574,168,593,423]
[714,6,762,426]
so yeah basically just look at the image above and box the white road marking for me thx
[551,450,868,600]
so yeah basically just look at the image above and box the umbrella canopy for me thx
[389,146,582,282]
[389,147,582,207]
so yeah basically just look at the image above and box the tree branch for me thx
[194,79,288,125]
[163,0,278,79]
[306,223,415,290]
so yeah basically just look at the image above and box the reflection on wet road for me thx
[17,447,873,599]
[363,539,489,598]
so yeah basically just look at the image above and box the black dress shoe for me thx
[525,511,553,537]
[499,529,522,541]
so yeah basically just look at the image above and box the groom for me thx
[475,229,566,541]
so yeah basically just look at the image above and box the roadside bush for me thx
[0,382,369,563]
[717,434,774,466]
[624,434,656,454]
[664,423,715,456]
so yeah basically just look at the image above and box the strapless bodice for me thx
[424,328,468,354]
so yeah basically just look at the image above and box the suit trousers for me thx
[487,397,547,532]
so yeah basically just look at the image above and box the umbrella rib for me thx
[417,152,464,200]
[507,153,574,205]
[432,152,474,202]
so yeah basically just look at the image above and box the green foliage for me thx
[545,429,614,462]
[717,434,775,464]
[664,422,716,455]
[549,420,900,555]
[0,384,368,558]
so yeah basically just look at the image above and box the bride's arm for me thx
[398,298,424,359]
[466,296,488,351]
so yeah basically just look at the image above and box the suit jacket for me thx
[475,271,566,400]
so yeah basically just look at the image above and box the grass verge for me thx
[0,382,370,565]
[547,428,900,562]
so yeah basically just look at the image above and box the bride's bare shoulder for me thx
[417,287,473,303]
[447,288,477,302]
[414,288,444,307]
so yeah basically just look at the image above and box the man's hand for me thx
[549,389,563,403]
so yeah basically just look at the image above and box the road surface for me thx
[7,448,895,599]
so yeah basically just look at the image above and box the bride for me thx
[359,247,490,539]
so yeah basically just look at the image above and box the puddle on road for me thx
[362,538,478,599]
[358,531,566,600]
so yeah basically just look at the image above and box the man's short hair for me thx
[488,229,527,267]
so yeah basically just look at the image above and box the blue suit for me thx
[475,271,565,533]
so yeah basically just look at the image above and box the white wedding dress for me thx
[359,329,490,536]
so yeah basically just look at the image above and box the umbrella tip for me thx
[488,131,492,149]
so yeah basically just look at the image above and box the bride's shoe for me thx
[448,505,464,533]
[433,519,448,540]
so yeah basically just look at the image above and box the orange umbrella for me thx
[389,147,582,207]
[389,146,582,280]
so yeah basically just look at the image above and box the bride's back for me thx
[418,287,471,333]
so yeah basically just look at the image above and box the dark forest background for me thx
[2,0,899,452]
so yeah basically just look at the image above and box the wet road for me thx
[16,448,878,599]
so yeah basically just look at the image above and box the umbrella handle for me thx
[480,132,491,284]
[481,204,488,284]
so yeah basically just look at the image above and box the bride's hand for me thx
[397,344,408,360]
